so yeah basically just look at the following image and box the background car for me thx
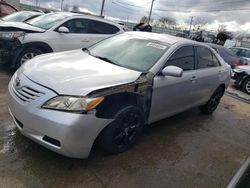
[0,12,124,68]
[133,23,152,32]
[8,32,231,158]
[207,43,247,69]
[1,11,44,22]
[232,65,250,94]
[175,32,189,39]
[230,47,250,65]
[0,0,17,17]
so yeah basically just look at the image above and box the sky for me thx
[20,0,250,32]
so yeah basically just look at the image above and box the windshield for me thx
[26,13,68,30]
[2,11,37,22]
[88,34,169,72]
[218,47,237,58]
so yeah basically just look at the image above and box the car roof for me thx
[50,12,123,28]
[206,43,226,49]
[126,31,198,45]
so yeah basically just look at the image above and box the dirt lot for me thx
[0,67,250,188]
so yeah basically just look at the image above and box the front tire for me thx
[199,86,224,114]
[242,77,250,95]
[16,47,43,68]
[99,106,144,154]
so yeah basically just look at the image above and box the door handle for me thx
[190,76,197,82]
[82,39,90,42]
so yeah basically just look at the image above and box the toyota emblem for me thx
[15,78,21,87]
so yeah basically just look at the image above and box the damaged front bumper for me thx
[0,38,22,65]
[232,69,249,87]
[8,73,113,158]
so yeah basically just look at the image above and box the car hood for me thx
[0,21,45,32]
[19,50,142,96]
[234,65,250,74]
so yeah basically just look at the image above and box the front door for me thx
[49,18,92,52]
[149,45,199,123]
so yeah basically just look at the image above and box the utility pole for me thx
[35,0,38,8]
[148,0,155,24]
[61,0,64,11]
[100,0,106,17]
[189,16,194,36]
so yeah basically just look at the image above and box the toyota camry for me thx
[8,32,231,158]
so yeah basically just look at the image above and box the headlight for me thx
[42,96,104,112]
[0,31,24,39]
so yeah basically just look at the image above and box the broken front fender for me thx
[0,38,22,64]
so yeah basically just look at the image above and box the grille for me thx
[11,82,45,103]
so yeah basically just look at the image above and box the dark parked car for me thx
[133,23,152,32]
[207,43,247,69]
[0,0,17,17]
[230,47,250,65]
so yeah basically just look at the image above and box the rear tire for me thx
[99,106,144,154]
[199,86,224,114]
[242,77,250,95]
[15,47,43,68]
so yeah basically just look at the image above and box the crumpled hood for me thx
[0,21,45,32]
[234,65,250,74]
[19,50,142,96]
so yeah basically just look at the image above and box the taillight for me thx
[232,61,244,66]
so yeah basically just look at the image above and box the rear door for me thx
[87,20,121,46]
[149,45,199,123]
[194,46,224,104]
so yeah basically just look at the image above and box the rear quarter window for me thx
[197,46,217,69]
[88,20,120,34]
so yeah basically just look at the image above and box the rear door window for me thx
[197,46,216,69]
[88,20,120,34]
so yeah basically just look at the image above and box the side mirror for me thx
[57,26,69,33]
[161,66,183,77]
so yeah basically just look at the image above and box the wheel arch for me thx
[94,92,147,151]
[219,83,226,95]
[95,92,146,119]
[21,42,54,53]
[241,75,250,87]
[11,42,54,68]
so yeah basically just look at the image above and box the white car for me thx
[8,32,231,158]
[0,12,124,68]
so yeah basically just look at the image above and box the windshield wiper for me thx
[94,55,121,66]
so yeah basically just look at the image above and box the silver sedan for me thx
[8,32,231,158]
